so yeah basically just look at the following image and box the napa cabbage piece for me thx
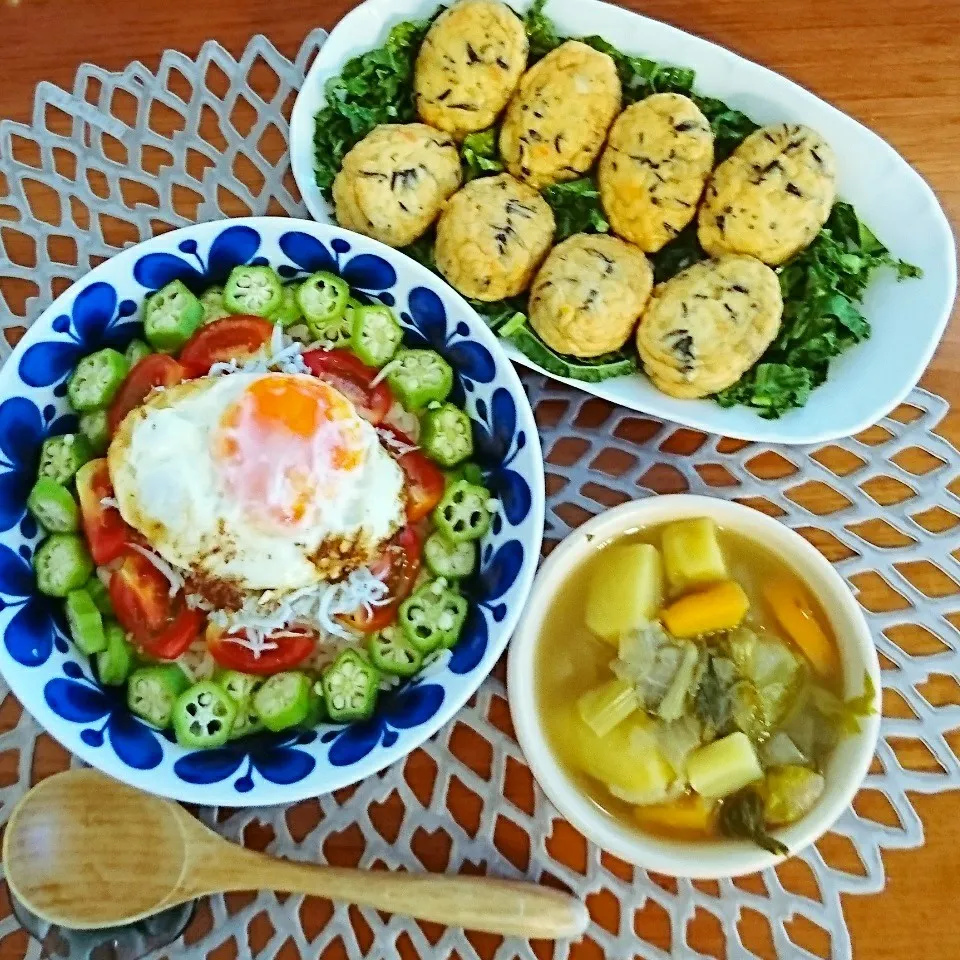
[614,623,702,720]
[762,765,825,826]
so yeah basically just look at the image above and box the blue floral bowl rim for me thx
[0,216,546,806]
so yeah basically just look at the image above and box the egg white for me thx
[108,373,406,593]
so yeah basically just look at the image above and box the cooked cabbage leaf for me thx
[719,787,790,855]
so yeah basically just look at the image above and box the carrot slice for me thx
[763,577,839,677]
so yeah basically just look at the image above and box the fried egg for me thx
[108,373,406,593]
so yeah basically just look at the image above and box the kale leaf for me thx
[313,19,430,198]
[524,0,563,61]
[461,129,505,181]
[542,177,610,241]
[502,316,639,382]
[716,202,921,418]
[580,35,695,103]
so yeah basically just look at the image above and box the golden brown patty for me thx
[499,40,622,190]
[636,255,783,399]
[598,93,714,253]
[415,0,528,138]
[698,123,837,265]
[332,123,463,248]
[434,173,555,300]
[529,233,654,357]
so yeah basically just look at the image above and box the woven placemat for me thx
[0,29,958,960]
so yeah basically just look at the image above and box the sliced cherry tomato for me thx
[341,526,423,633]
[109,549,173,638]
[207,625,316,675]
[140,607,206,660]
[302,348,393,424]
[109,548,204,659]
[107,354,186,435]
[379,426,446,522]
[178,315,275,379]
[76,458,133,565]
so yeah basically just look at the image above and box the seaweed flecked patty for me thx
[333,123,463,248]
[415,0,529,139]
[636,255,783,399]
[529,233,654,357]
[698,123,837,265]
[598,93,714,253]
[499,40,622,190]
[435,173,556,301]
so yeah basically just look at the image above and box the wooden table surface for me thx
[1,1,958,958]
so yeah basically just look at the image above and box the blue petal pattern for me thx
[6,600,56,667]
[44,677,111,723]
[477,540,524,602]
[279,232,337,275]
[450,608,488,675]
[341,254,396,291]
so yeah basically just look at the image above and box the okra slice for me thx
[253,671,312,732]
[33,533,94,597]
[224,266,284,317]
[350,303,403,368]
[385,349,453,411]
[38,433,93,485]
[65,587,106,655]
[127,665,189,729]
[321,649,379,723]
[433,479,494,543]
[173,680,238,749]
[420,403,474,467]
[368,627,423,677]
[144,279,204,352]
[67,349,129,412]
[27,477,79,533]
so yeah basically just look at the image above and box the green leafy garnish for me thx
[692,95,760,161]
[402,230,437,272]
[313,19,430,198]
[461,129,505,181]
[542,177,610,241]
[650,223,707,283]
[716,202,920,418]
[718,787,790,856]
[580,35,695,102]
[503,317,639,382]
[472,297,530,332]
[524,0,563,61]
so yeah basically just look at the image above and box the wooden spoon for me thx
[3,770,587,939]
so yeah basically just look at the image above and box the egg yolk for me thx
[215,375,364,528]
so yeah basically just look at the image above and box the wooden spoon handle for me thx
[190,848,588,939]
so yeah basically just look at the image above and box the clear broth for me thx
[534,524,842,842]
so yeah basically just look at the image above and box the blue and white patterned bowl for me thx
[0,218,544,806]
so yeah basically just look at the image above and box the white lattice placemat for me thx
[0,28,958,960]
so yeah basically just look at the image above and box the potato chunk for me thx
[585,543,664,641]
[661,517,728,594]
[687,731,763,799]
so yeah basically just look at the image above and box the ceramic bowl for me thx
[507,495,881,878]
[0,217,544,806]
